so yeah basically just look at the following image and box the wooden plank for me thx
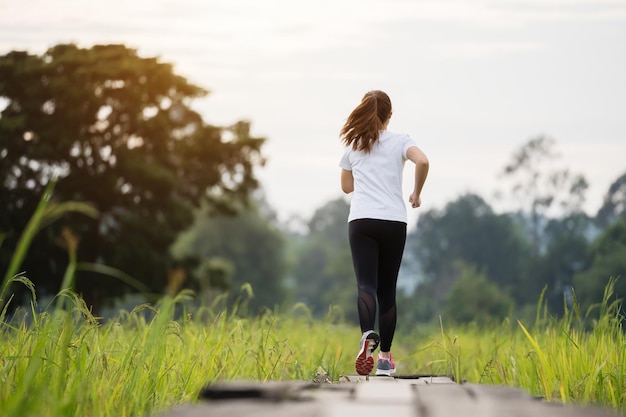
[412,382,619,417]
[156,376,620,417]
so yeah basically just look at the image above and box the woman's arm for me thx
[341,169,354,194]
[406,146,429,208]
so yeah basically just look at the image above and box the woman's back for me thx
[340,130,415,223]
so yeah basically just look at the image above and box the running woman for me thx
[339,90,429,376]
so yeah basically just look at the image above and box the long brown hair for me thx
[340,90,392,153]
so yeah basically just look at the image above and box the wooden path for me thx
[159,375,620,417]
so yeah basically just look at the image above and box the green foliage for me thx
[170,198,287,314]
[532,213,593,313]
[404,137,618,323]
[0,44,264,310]
[288,198,356,320]
[442,262,514,325]
[573,220,626,316]
[2,281,626,416]
[498,136,589,250]
[0,287,356,417]
[195,257,234,292]
[0,180,98,310]
[406,193,532,321]
[596,171,626,228]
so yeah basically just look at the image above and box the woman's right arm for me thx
[406,146,429,208]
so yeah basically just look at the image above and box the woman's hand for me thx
[409,193,421,208]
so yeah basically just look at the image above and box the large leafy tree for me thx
[0,44,264,310]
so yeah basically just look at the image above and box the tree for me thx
[597,171,626,228]
[402,193,536,323]
[532,213,592,313]
[289,198,356,320]
[573,220,626,317]
[497,136,588,252]
[0,44,265,310]
[407,194,532,307]
[170,195,287,314]
[442,261,513,325]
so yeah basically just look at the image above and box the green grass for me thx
[1,283,625,417]
[2,185,625,416]
[0,291,374,417]
[402,281,626,413]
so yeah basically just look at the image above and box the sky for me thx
[1,0,625,228]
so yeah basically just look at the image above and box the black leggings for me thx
[348,218,406,352]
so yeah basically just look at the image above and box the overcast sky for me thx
[1,0,625,228]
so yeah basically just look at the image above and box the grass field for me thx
[1,280,625,417]
[3,177,625,416]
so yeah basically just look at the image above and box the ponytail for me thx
[340,90,391,153]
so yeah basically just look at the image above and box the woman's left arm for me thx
[341,169,354,194]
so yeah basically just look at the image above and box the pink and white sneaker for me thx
[375,353,396,376]
[355,330,380,376]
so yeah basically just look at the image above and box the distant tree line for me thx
[403,137,626,326]
[289,138,626,327]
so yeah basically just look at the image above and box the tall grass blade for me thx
[76,262,152,293]
[0,180,98,310]
[0,181,55,306]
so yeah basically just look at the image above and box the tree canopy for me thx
[597,172,626,228]
[497,136,588,251]
[170,197,288,314]
[0,44,265,310]
[289,198,355,320]
[573,219,626,317]
[407,194,531,302]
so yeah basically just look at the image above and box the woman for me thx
[339,90,429,376]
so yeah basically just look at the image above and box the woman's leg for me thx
[349,218,406,349]
[376,221,406,353]
[348,219,379,333]
[349,219,383,375]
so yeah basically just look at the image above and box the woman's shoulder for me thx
[381,130,415,145]
[382,130,411,139]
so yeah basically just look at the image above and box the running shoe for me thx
[375,353,396,376]
[355,330,380,375]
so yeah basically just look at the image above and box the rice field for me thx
[1,280,625,417]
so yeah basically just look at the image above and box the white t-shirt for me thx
[339,130,417,223]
